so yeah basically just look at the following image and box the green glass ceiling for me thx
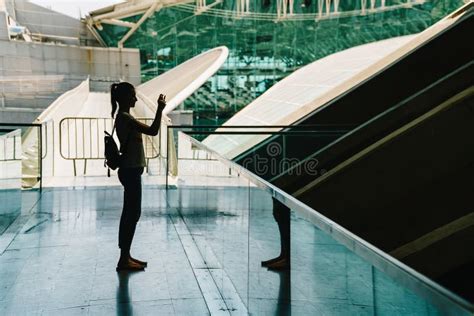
[97,0,463,126]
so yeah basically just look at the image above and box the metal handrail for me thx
[0,122,43,191]
[58,117,161,175]
[41,119,54,160]
[0,129,21,161]
[173,130,474,316]
[59,117,161,160]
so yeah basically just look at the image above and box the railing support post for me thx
[166,126,169,190]
[39,125,43,192]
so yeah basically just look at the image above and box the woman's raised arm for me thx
[129,94,167,136]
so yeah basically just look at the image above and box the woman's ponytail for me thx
[110,82,134,117]
[111,83,118,118]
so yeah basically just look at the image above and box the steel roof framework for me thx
[85,0,429,48]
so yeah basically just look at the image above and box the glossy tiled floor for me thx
[0,185,281,315]
[0,185,443,315]
[0,187,209,315]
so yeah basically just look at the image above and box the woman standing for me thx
[111,82,166,271]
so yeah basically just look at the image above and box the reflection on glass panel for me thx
[240,129,351,181]
[164,129,471,314]
[245,186,444,314]
[289,208,441,315]
[171,130,251,311]
[248,188,287,314]
[0,129,22,235]
[0,124,42,238]
[98,0,463,125]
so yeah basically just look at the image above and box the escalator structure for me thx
[234,2,474,300]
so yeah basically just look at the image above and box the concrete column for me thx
[0,11,9,41]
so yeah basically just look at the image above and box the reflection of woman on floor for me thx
[261,198,290,270]
[111,82,166,271]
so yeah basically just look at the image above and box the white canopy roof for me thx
[203,36,415,159]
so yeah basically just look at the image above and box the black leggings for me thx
[118,167,144,252]
[273,198,290,257]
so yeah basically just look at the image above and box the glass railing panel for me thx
[247,187,289,314]
[169,125,350,182]
[242,130,348,182]
[0,123,42,243]
[0,128,22,235]
[164,127,474,315]
[168,130,252,312]
[246,185,472,315]
[289,208,442,315]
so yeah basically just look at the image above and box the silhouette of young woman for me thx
[111,82,166,271]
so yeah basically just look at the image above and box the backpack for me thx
[104,118,128,176]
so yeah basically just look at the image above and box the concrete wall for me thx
[4,0,15,20]
[11,0,100,46]
[0,0,141,123]
[0,39,140,123]
[0,41,140,85]
[168,110,193,125]
[0,108,42,123]
[13,0,82,38]
[0,11,8,41]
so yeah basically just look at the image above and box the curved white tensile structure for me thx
[22,79,90,187]
[203,36,417,159]
[22,46,229,185]
[136,46,229,116]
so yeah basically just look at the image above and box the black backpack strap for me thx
[111,122,116,137]
[105,116,117,177]
[116,112,131,154]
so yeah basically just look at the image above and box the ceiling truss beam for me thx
[101,19,137,28]
[118,2,162,48]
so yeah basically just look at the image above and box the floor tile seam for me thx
[301,299,375,310]
[174,213,249,314]
[5,244,69,251]
[22,218,49,234]
[38,303,90,313]
[154,257,173,305]
[158,216,181,315]
[168,213,223,315]
[88,297,173,306]
[11,233,69,294]
[41,185,123,191]
[42,184,166,191]
[250,293,345,300]
[0,215,34,256]
[206,267,249,313]
[0,193,43,255]
[273,296,357,304]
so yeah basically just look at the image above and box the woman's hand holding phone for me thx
[157,94,166,112]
